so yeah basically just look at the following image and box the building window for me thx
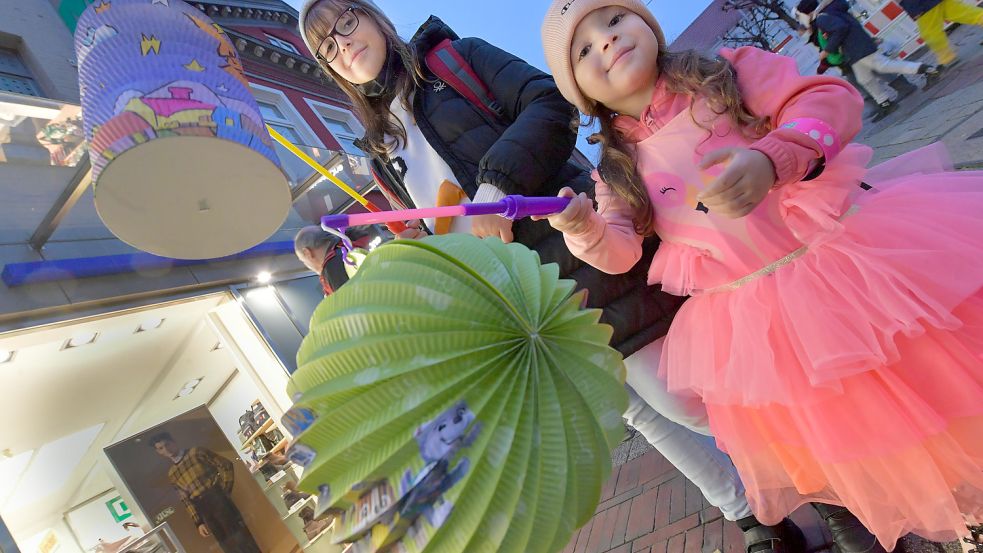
[256,100,304,144]
[306,100,365,155]
[319,115,363,155]
[0,48,41,97]
[265,34,300,55]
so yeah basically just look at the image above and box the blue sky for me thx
[286,0,715,156]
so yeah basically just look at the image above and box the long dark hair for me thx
[587,47,770,236]
[303,0,426,157]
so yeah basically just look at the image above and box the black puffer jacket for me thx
[368,17,684,356]
[814,0,877,64]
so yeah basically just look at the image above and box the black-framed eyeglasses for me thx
[314,7,359,64]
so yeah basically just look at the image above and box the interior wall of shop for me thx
[64,489,133,552]
[209,370,273,453]
[209,300,295,417]
[15,519,83,553]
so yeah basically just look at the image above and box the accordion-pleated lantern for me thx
[75,0,290,259]
[283,235,629,553]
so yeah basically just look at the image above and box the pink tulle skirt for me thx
[656,143,983,549]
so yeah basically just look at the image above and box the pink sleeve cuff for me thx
[750,130,825,187]
[750,135,798,188]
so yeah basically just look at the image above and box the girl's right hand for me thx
[533,187,595,235]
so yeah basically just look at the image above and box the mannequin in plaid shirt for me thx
[150,431,261,552]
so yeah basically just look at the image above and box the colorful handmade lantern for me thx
[283,235,628,553]
[75,0,290,259]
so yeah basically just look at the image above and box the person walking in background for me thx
[899,0,983,66]
[796,0,941,121]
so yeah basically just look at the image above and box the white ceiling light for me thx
[174,377,204,400]
[62,331,99,349]
[0,349,14,364]
[256,271,272,284]
[135,317,165,333]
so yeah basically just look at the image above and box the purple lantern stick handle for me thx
[320,195,572,233]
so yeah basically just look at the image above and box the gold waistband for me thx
[699,205,860,294]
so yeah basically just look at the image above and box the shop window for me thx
[0,48,41,97]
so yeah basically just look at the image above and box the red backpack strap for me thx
[425,38,503,121]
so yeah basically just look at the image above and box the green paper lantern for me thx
[284,235,628,553]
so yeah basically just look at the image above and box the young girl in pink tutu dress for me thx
[541,0,983,549]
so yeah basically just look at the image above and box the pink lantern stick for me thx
[321,195,572,232]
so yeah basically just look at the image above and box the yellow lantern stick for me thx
[266,125,407,233]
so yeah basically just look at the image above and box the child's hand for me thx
[532,187,594,235]
[698,148,777,218]
[471,214,514,243]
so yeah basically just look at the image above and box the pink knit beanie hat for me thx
[541,0,666,114]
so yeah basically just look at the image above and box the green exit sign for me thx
[106,496,132,523]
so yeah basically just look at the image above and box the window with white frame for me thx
[265,34,300,55]
[0,48,41,97]
[306,99,365,155]
[320,117,362,154]
[256,100,303,144]
[250,84,327,186]
[249,84,322,146]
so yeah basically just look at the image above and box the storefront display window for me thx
[0,291,339,552]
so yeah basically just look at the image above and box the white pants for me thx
[622,337,753,521]
[852,51,924,104]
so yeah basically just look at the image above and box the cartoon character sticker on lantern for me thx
[398,401,481,530]
[321,401,482,551]
[282,407,317,436]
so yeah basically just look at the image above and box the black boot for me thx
[812,504,886,553]
[870,100,897,123]
[737,515,807,553]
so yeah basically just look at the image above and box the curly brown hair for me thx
[587,47,770,236]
